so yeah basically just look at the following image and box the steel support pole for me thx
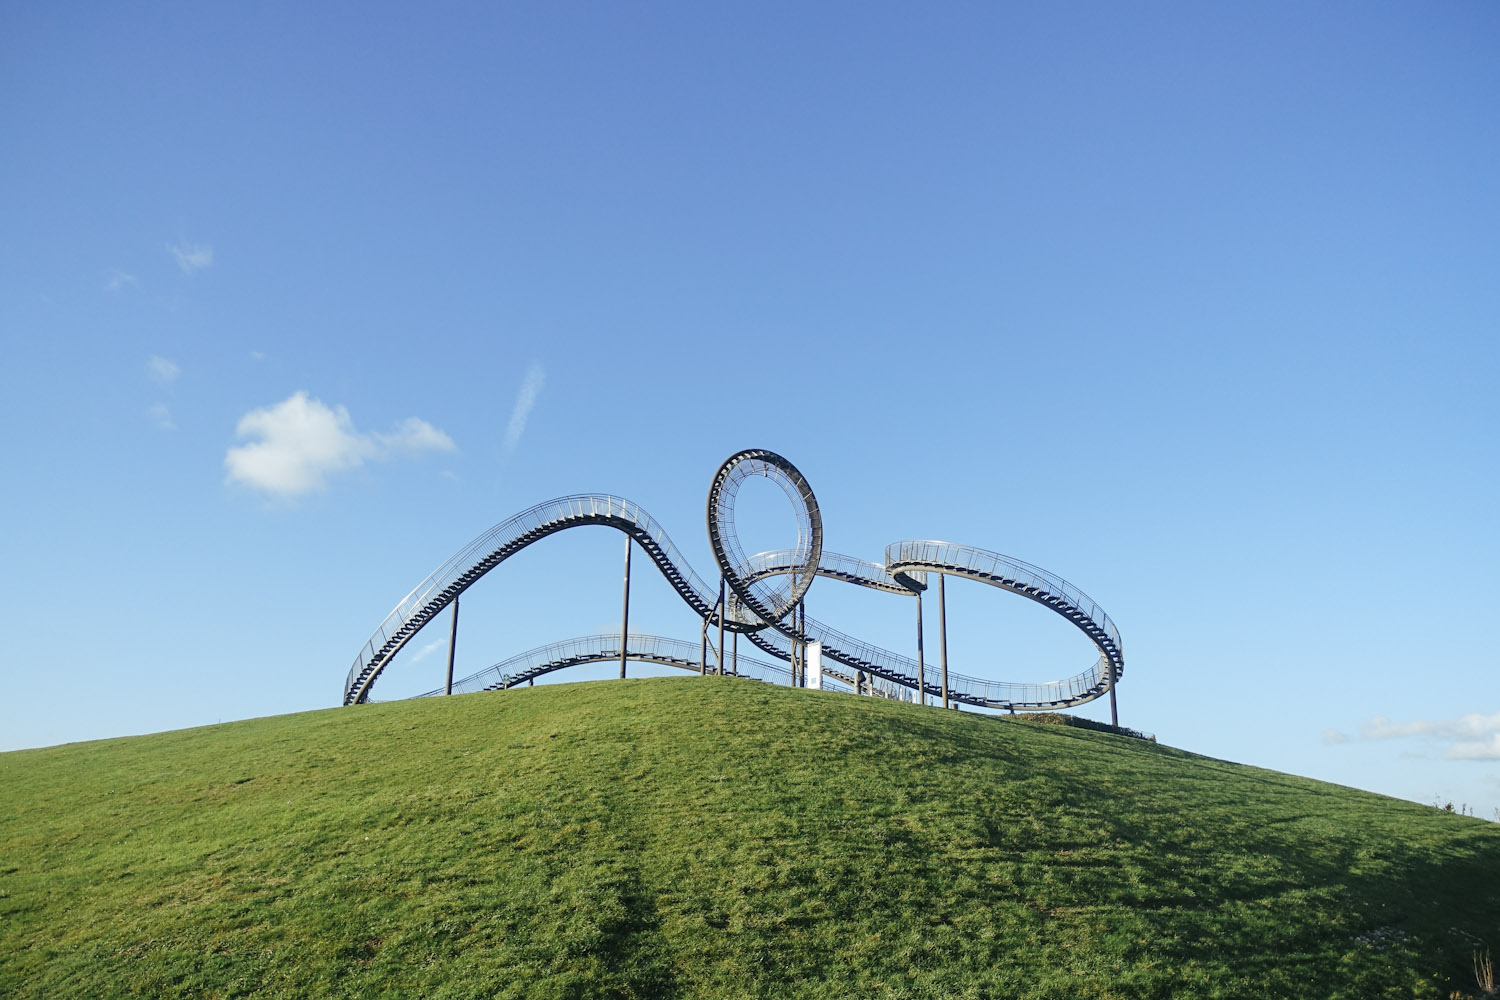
[732,631,738,676]
[1108,665,1119,727]
[787,609,797,687]
[620,536,631,680]
[789,625,798,687]
[445,596,459,696]
[798,601,806,688]
[700,616,709,675]
[938,574,949,710]
[717,578,726,676]
[797,607,802,687]
[915,591,925,706]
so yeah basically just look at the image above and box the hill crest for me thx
[3,677,1497,999]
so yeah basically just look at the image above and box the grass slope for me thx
[2,678,1497,999]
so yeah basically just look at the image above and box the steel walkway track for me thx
[422,633,924,704]
[344,495,739,706]
[345,498,1124,712]
[417,633,863,696]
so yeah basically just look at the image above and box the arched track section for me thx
[345,451,1125,711]
[419,633,853,697]
[423,633,932,704]
[344,495,764,706]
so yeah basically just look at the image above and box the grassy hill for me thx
[3,678,1497,999]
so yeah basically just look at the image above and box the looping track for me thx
[706,448,823,629]
[345,452,1124,711]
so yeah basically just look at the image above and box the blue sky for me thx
[3,2,1497,817]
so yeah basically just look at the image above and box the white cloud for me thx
[409,639,446,664]
[1448,734,1500,761]
[147,355,181,384]
[375,417,454,454]
[1361,716,1430,741]
[1359,710,1500,761]
[224,391,456,497]
[250,351,265,362]
[503,362,546,453]
[1322,729,1351,745]
[148,403,176,430]
[170,241,213,274]
[105,269,137,292]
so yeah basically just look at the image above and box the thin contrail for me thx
[504,362,545,453]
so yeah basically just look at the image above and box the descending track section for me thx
[886,540,1122,701]
[739,540,1123,708]
[732,557,1114,708]
[345,449,1125,711]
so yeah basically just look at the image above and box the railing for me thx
[886,540,1122,655]
[345,494,728,704]
[732,547,1110,705]
[745,612,1109,708]
[745,549,912,594]
[417,633,853,697]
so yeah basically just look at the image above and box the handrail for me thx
[885,541,1121,654]
[744,548,912,595]
[738,545,1118,707]
[742,609,1111,709]
[343,493,771,705]
[884,540,1123,697]
[416,633,855,696]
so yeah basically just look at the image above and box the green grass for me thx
[3,677,1497,999]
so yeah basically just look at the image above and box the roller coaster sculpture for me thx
[344,449,1125,721]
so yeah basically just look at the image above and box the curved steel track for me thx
[415,633,871,697]
[345,450,1124,711]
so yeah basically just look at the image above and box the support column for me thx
[915,591,926,706]
[798,601,806,688]
[1108,663,1119,728]
[619,536,631,680]
[717,578,726,676]
[732,631,738,676]
[445,596,460,696]
[789,620,798,687]
[787,609,798,687]
[700,616,709,675]
[938,574,949,710]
